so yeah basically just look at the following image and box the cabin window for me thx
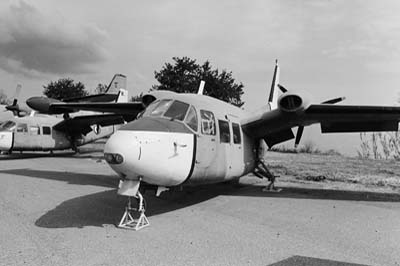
[200,110,216,135]
[0,121,16,132]
[16,123,28,133]
[30,126,40,135]
[184,106,198,132]
[149,99,173,117]
[232,123,241,144]
[218,120,230,143]
[43,126,51,135]
[164,101,190,121]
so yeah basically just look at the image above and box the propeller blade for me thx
[294,126,304,148]
[321,96,346,104]
[277,84,288,93]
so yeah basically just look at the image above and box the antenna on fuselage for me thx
[268,59,280,110]
[197,80,205,95]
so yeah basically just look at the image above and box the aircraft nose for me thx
[104,127,196,187]
[104,131,140,173]
[0,132,13,151]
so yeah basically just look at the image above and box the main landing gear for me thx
[118,191,150,231]
[253,160,281,192]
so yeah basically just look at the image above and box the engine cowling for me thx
[26,96,64,114]
[278,93,309,113]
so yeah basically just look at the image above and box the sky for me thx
[1,0,400,155]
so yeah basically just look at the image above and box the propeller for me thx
[294,96,346,148]
[5,84,23,117]
[321,96,346,104]
[277,84,288,93]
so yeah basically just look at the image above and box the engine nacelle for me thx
[278,93,310,113]
[26,96,65,114]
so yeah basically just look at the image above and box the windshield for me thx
[149,99,173,117]
[142,99,198,132]
[0,121,16,132]
[143,100,189,120]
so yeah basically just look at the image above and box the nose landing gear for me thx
[118,191,150,230]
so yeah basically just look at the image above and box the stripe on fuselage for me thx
[181,134,197,184]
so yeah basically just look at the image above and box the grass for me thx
[270,142,341,156]
[263,151,400,192]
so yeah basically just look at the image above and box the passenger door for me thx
[226,120,245,178]
[190,110,218,183]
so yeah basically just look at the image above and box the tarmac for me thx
[0,150,399,266]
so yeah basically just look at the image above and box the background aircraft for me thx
[32,61,400,230]
[0,84,31,120]
[0,74,143,153]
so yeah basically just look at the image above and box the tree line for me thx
[39,57,244,107]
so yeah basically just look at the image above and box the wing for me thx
[49,102,144,118]
[53,114,126,135]
[242,103,400,148]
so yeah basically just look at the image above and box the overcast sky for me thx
[1,0,400,155]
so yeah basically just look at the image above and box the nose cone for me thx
[0,132,13,151]
[104,126,195,187]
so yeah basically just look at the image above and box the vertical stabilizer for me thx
[106,74,127,94]
[268,60,280,110]
[116,89,129,103]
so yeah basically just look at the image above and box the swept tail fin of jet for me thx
[116,89,128,103]
[106,74,127,94]
[268,60,280,110]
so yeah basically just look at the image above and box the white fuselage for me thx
[104,92,258,187]
[0,113,116,152]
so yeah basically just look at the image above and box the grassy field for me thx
[261,151,400,193]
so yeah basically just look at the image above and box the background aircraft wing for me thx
[49,102,144,116]
[53,114,126,135]
[242,104,400,148]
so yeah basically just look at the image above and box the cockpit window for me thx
[164,101,190,121]
[142,100,160,117]
[184,106,198,132]
[149,99,173,117]
[0,121,16,131]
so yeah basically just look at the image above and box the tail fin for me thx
[106,74,127,94]
[268,60,280,110]
[116,89,128,103]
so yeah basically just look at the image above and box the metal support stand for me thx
[118,191,149,230]
[254,160,281,192]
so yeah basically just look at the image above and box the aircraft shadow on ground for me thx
[0,168,117,188]
[29,175,400,229]
[268,255,369,266]
[0,149,104,160]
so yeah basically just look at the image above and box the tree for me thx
[152,57,244,107]
[0,90,10,105]
[94,83,108,94]
[43,78,88,100]
[131,92,143,102]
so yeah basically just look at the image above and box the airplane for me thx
[0,84,30,119]
[0,74,142,154]
[32,61,400,230]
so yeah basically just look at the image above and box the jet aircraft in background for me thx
[32,61,400,230]
[0,74,142,153]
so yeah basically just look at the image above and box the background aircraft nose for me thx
[0,132,13,151]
